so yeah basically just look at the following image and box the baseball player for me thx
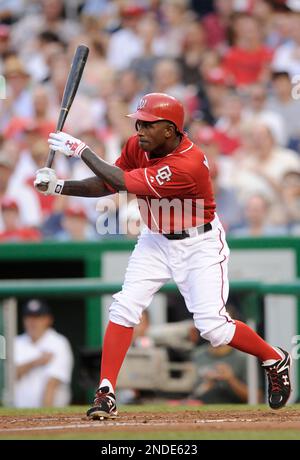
[34,93,291,419]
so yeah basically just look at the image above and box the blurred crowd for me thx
[0,0,300,242]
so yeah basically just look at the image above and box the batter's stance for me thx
[35,93,291,419]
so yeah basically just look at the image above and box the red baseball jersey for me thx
[111,134,216,233]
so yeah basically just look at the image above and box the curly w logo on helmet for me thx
[137,98,147,110]
[128,93,185,133]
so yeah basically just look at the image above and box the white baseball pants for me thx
[109,214,236,347]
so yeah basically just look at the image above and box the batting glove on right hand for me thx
[34,167,64,196]
[48,132,87,158]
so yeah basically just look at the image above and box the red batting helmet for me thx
[127,93,184,133]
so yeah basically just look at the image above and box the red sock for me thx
[229,320,281,362]
[100,321,134,390]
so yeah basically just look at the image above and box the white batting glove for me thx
[48,132,87,158]
[34,167,64,196]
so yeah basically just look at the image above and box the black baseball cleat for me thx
[262,347,292,410]
[86,386,118,420]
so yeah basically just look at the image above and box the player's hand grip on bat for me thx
[34,167,64,196]
[48,132,87,158]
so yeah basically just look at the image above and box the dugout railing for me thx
[0,278,299,406]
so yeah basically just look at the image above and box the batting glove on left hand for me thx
[34,167,64,196]
[48,132,87,158]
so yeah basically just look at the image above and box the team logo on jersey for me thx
[155,166,172,185]
[137,98,147,110]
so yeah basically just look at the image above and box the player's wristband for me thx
[74,142,88,158]
[54,179,65,195]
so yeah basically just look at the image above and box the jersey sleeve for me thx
[114,136,137,171]
[124,164,196,198]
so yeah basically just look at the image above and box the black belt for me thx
[163,222,212,240]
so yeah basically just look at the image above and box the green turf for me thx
[0,406,88,416]
[1,403,299,416]
[0,405,299,440]
[0,430,300,440]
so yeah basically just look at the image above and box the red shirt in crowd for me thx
[202,13,227,49]
[108,134,216,233]
[0,228,41,242]
[222,46,273,87]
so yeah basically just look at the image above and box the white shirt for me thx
[9,148,69,192]
[272,42,300,77]
[107,28,143,71]
[0,182,42,231]
[243,109,287,146]
[14,328,74,408]
[231,147,300,202]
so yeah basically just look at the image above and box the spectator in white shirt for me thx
[14,299,74,407]
[242,83,287,147]
[107,5,145,71]
[272,12,300,77]
[267,71,300,150]
[0,55,33,129]
[231,121,300,205]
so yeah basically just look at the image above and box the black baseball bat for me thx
[38,44,89,191]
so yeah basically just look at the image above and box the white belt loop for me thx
[187,227,198,238]
[210,213,219,230]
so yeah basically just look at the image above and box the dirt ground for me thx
[1,408,300,436]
